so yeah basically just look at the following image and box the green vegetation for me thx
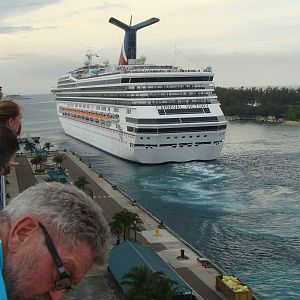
[42,142,54,152]
[110,209,143,241]
[24,140,36,155]
[121,265,179,300]
[52,155,65,169]
[30,155,44,172]
[216,87,300,120]
[74,176,89,191]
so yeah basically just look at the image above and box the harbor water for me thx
[20,94,300,300]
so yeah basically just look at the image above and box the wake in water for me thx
[20,95,300,300]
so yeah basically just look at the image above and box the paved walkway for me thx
[5,151,229,300]
[62,154,124,223]
[14,155,37,192]
[61,152,225,300]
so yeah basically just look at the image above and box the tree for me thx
[121,265,178,300]
[109,209,143,241]
[53,155,65,169]
[30,155,44,171]
[216,86,300,120]
[110,220,123,245]
[24,140,36,155]
[42,142,54,152]
[74,176,89,191]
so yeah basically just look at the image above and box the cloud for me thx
[0,53,33,61]
[0,0,64,18]
[0,25,56,34]
[0,26,34,34]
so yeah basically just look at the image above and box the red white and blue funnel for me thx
[109,17,159,65]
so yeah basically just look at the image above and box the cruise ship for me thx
[54,17,227,164]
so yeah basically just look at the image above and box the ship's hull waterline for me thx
[59,116,225,164]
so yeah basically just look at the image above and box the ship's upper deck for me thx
[59,62,213,83]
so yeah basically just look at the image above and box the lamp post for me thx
[133,220,137,242]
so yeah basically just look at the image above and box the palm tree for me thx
[109,209,143,241]
[74,176,89,191]
[42,142,54,152]
[110,220,123,245]
[121,265,163,299]
[150,276,179,300]
[52,155,65,169]
[24,140,36,155]
[121,265,178,300]
[30,155,44,171]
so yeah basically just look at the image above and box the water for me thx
[19,94,300,300]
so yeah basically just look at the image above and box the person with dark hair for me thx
[0,101,22,136]
[0,182,110,299]
[0,126,19,176]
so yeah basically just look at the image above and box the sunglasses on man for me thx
[39,223,73,291]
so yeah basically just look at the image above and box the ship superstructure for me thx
[54,17,227,164]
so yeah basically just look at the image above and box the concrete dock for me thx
[5,150,242,300]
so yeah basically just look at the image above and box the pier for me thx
[4,150,259,300]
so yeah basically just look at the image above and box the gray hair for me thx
[4,182,110,265]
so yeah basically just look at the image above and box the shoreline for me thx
[61,149,260,300]
[227,118,300,125]
[6,149,261,300]
[283,120,300,125]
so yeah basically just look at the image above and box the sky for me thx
[0,0,300,94]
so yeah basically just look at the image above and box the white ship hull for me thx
[54,17,227,164]
[59,116,225,164]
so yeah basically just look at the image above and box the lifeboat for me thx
[60,107,118,122]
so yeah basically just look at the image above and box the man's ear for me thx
[8,216,40,253]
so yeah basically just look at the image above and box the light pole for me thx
[133,220,137,242]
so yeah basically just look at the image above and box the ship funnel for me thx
[109,16,159,65]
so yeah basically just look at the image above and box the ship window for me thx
[130,76,212,83]
[189,136,193,138]
[147,137,150,140]
[96,105,100,110]
[196,135,200,137]
[195,141,211,145]
[113,107,119,112]
[174,136,178,139]
[204,134,207,137]
[101,106,106,111]
[126,109,132,114]
[182,136,185,138]
[167,137,170,139]
[140,137,144,140]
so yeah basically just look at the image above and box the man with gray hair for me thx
[0,182,110,300]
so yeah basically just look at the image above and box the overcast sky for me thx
[1,0,300,94]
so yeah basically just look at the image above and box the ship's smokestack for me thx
[109,16,159,65]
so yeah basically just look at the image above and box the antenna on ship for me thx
[84,47,99,66]
[109,16,159,65]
